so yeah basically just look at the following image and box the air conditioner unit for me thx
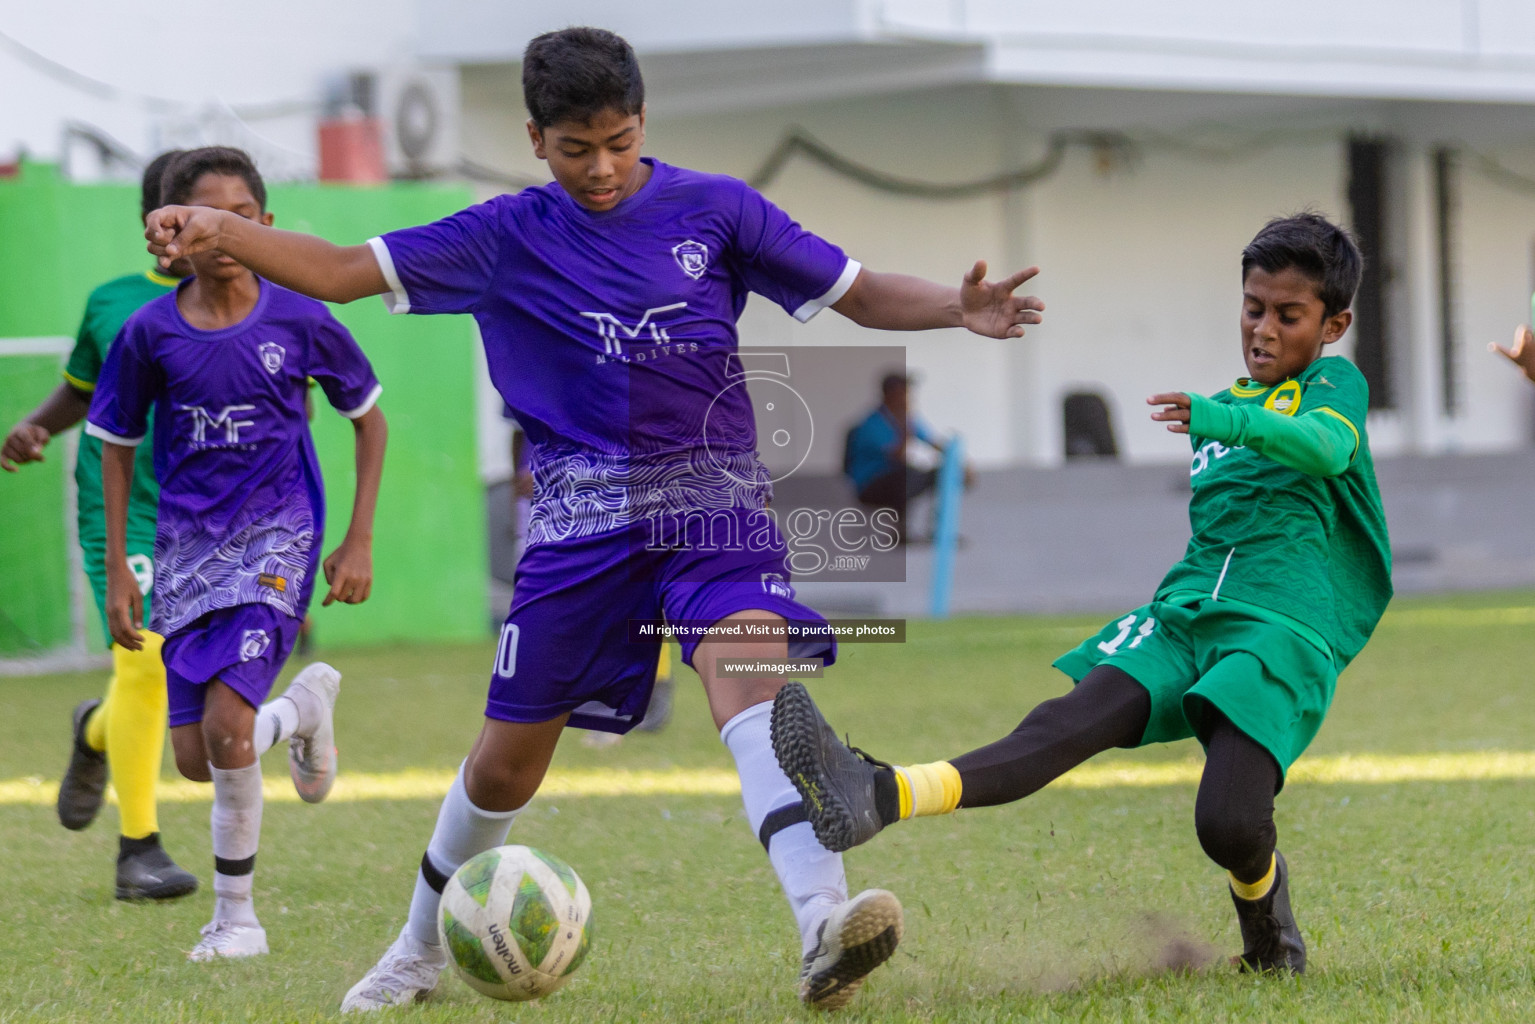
[375,65,461,180]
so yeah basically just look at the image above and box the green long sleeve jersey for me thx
[1154,355,1393,667]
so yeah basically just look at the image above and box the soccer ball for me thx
[438,845,593,1001]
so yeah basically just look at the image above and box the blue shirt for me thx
[845,406,937,492]
[86,280,381,633]
[369,158,858,543]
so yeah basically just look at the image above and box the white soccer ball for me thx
[438,844,593,1001]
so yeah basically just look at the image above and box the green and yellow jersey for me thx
[64,269,177,617]
[1154,355,1392,668]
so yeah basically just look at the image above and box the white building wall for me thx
[1,0,419,175]
[1024,140,1348,465]
[459,79,1019,469]
[459,62,1535,467]
[10,0,1535,473]
[1451,145,1535,448]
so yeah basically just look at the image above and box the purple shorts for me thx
[489,510,836,734]
[164,603,301,727]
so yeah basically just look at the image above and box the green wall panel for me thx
[0,354,73,655]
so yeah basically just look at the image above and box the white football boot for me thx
[799,888,904,1011]
[341,928,448,1012]
[282,662,341,803]
[188,920,269,961]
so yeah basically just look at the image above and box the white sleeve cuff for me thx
[368,237,411,314]
[339,382,383,420]
[85,421,145,447]
[791,258,862,323]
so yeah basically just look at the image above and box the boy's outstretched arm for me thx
[145,206,386,304]
[101,441,146,650]
[832,261,1044,339]
[1490,324,1535,384]
[1,383,90,471]
[1149,392,1356,478]
[321,405,387,607]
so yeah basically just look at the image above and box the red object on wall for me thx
[318,117,386,183]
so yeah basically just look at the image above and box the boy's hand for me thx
[1490,325,1535,384]
[145,205,226,268]
[322,536,373,606]
[959,261,1045,339]
[1148,392,1192,433]
[1,422,50,472]
[105,560,145,651]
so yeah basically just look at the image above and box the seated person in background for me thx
[843,372,963,541]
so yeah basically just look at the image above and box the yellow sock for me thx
[656,642,672,680]
[893,761,963,819]
[106,632,168,840]
[83,679,111,752]
[1229,854,1277,901]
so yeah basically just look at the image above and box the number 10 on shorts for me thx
[1097,613,1157,656]
[495,623,521,678]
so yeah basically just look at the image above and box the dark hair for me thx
[162,146,267,212]
[140,150,182,221]
[1240,212,1362,319]
[522,27,644,129]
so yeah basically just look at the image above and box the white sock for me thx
[210,761,263,927]
[404,764,523,948]
[252,697,300,757]
[721,701,847,954]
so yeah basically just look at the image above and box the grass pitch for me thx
[3,592,1534,1022]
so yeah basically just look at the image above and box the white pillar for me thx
[997,87,1055,467]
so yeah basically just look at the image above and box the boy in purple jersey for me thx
[145,29,1043,1012]
[93,147,388,961]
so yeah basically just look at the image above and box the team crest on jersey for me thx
[1264,379,1303,417]
[258,342,286,375]
[762,573,794,599]
[672,239,710,281]
[239,629,271,662]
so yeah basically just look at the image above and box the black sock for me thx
[947,666,1151,807]
[118,832,162,861]
[872,769,900,825]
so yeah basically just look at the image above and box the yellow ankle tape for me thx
[1230,854,1277,901]
[895,761,962,819]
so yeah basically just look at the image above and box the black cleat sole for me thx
[771,683,863,853]
[116,875,199,901]
[803,924,900,1007]
[800,889,905,1011]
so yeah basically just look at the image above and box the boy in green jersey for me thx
[1,152,198,900]
[771,212,1392,976]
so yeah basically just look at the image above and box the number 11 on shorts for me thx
[1097,614,1157,656]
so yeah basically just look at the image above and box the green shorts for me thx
[78,522,155,647]
[1053,598,1336,783]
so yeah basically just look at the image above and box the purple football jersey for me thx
[369,158,858,543]
[86,280,381,634]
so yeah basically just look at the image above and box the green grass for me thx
[4,592,1535,1022]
